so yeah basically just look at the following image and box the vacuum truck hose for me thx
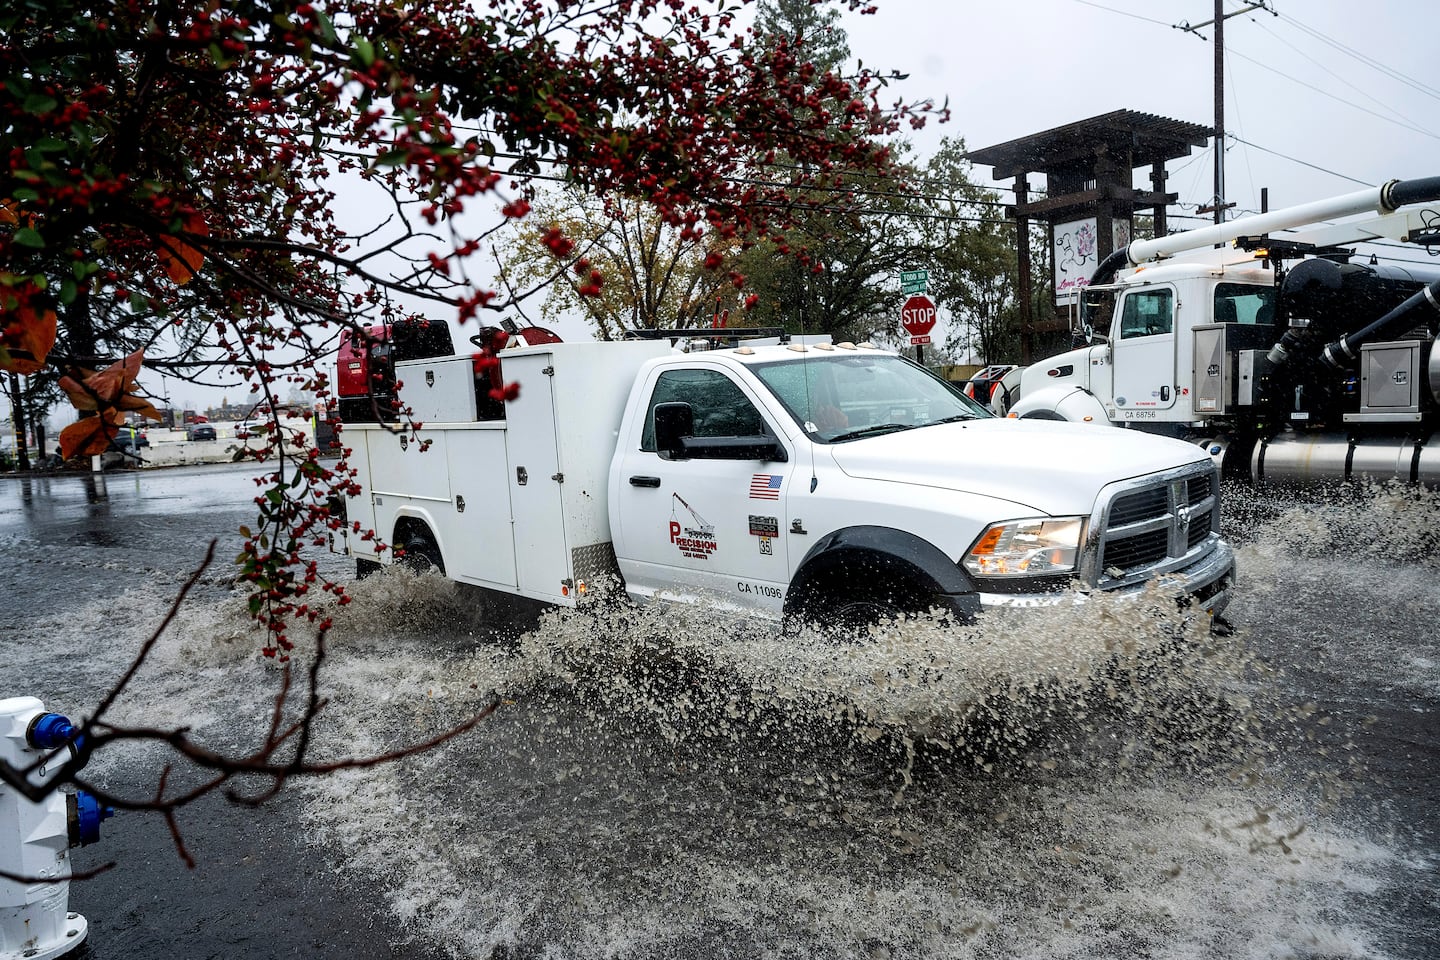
[1321,278,1440,370]
[1381,176,1440,211]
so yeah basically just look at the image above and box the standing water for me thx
[2,466,1435,958]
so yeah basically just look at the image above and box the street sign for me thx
[900,269,928,294]
[900,294,937,345]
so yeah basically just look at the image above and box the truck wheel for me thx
[399,532,445,576]
[790,573,923,637]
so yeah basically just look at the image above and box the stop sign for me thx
[900,294,937,338]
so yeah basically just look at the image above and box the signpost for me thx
[898,270,935,363]
[900,269,929,295]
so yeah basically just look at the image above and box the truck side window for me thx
[640,369,766,452]
[1214,282,1277,325]
[1118,289,1174,338]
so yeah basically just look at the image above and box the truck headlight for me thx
[963,517,1084,577]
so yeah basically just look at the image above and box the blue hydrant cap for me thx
[72,790,115,847]
[28,712,77,750]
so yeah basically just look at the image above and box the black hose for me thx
[1321,278,1440,369]
[1088,247,1131,287]
[1381,176,1440,211]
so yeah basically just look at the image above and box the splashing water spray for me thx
[1,697,113,960]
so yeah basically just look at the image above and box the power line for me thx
[1226,46,1440,142]
[1227,136,1374,187]
[1274,10,1440,104]
[1245,12,1424,130]
[1069,0,1173,28]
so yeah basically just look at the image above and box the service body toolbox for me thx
[344,340,669,602]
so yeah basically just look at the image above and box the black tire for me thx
[399,532,445,576]
[789,572,924,638]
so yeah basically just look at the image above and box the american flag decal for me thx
[749,474,782,500]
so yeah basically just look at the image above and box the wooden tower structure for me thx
[968,110,1211,361]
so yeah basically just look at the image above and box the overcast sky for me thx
[842,0,1437,219]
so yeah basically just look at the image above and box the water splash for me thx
[289,555,1405,958]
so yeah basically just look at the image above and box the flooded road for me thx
[1,463,1435,958]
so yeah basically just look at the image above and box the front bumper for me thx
[977,538,1236,618]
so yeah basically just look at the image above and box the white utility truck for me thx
[331,332,1235,626]
[1006,176,1440,487]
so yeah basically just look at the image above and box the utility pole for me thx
[1177,1,1274,224]
[1213,0,1224,224]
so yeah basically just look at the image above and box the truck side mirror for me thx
[652,402,693,459]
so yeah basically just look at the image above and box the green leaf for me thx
[14,227,44,249]
[60,277,76,304]
[248,595,263,615]
[315,8,337,44]
[11,187,38,201]
[354,37,375,68]
[239,525,253,538]
[23,93,58,115]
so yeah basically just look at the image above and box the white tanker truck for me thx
[1004,176,1440,487]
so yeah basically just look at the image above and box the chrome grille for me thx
[1108,487,1168,527]
[1103,528,1168,569]
[1186,474,1211,506]
[1091,463,1219,587]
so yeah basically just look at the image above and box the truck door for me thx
[1110,285,1179,417]
[613,366,792,615]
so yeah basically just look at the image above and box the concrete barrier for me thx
[105,423,316,469]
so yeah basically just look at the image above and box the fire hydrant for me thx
[1,697,113,960]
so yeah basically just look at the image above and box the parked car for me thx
[110,427,149,453]
[186,424,217,441]
[233,419,264,439]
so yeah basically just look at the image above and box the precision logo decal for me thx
[670,491,717,560]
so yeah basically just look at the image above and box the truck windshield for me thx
[751,353,991,443]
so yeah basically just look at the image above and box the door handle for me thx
[629,475,661,488]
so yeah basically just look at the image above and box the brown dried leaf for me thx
[0,305,58,375]
[60,410,125,459]
[155,212,207,285]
